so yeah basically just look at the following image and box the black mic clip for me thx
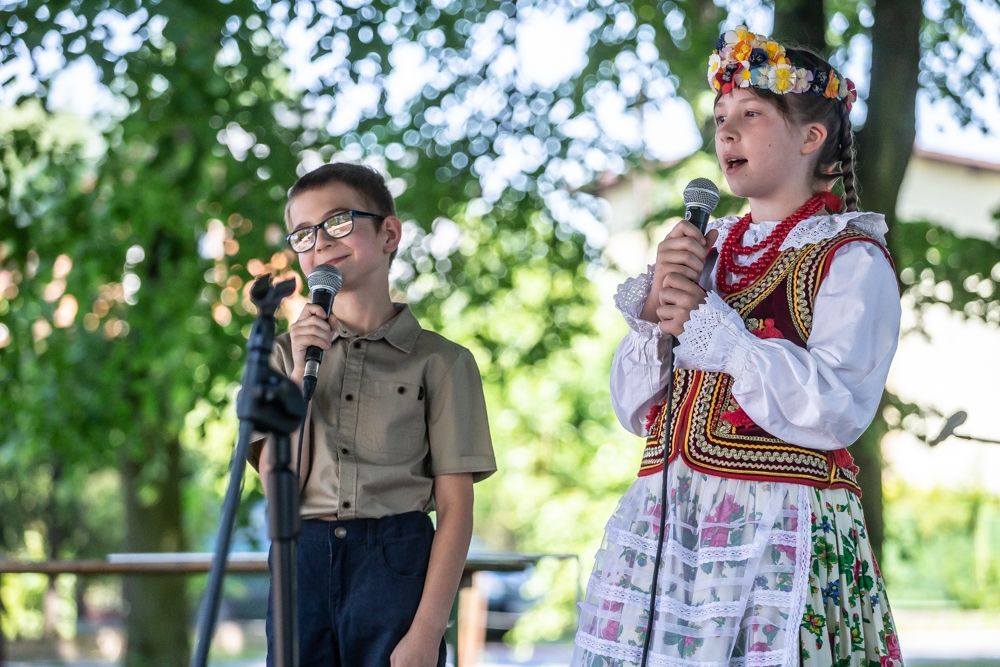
[238,275,306,435]
[250,275,297,315]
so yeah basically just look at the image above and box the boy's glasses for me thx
[284,209,385,253]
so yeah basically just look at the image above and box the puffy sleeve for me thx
[609,266,675,436]
[674,241,900,451]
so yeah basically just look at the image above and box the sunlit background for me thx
[1,1,999,665]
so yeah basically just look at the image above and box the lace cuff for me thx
[674,291,754,376]
[614,265,662,338]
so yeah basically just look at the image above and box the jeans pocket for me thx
[377,535,431,580]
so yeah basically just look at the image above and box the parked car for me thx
[477,568,536,640]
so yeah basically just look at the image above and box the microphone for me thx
[302,265,343,401]
[683,178,721,233]
[683,178,721,292]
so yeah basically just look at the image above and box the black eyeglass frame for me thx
[284,209,385,253]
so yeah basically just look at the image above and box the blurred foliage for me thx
[893,218,1000,329]
[0,0,998,659]
[884,480,1000,610]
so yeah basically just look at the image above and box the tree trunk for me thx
[773,0,826,49]
[773,0,922,562]
[857,0,921,229]
[853,0,922,562]
[121,436,189,667]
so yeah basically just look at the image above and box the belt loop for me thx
[367,516,377,547]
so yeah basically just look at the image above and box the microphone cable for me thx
[639,356,675,667]
[639,179,719,665]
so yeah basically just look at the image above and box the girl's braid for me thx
[838,103,859,212]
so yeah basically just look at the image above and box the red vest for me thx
[638,226,890,496]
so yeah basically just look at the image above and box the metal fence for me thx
[0,550,575,666]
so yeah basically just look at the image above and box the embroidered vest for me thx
[638,226,888,496]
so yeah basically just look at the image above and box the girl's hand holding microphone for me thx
[641,220,718,337]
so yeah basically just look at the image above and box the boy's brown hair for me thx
[285,162,398,260]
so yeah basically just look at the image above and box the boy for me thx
[250,163,496,666]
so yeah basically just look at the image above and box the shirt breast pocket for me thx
[357,380,427,462]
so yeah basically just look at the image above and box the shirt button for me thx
[341,448,349,455]
[397,386,406,394]
[334,527,347,539]
[353,341,362,349]
[342,500,351,509]
[345,394,353,401]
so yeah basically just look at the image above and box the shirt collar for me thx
[333,303,421,353]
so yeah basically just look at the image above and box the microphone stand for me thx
[191,276,305,667]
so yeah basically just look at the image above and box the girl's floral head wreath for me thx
[707,25,858,111]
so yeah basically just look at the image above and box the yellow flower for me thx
[737,66,753,88]
[707,53,722,87]
[764,40,783,63]
[767,64,795,93]
[732,40,752,62]
[732,26,752,43]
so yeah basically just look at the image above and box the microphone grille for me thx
[683,178,721,213]
[307,265,343,295]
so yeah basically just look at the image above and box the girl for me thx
[573,26,903,666]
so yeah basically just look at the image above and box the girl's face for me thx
[714,88,819,211]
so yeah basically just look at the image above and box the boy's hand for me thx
[640,221,719,332]
[288,303,338,384]
[389,629,441,667]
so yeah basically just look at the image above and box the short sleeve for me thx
[426,347,497,481]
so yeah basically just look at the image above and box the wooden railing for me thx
[0,551,576,666]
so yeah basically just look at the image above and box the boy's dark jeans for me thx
[266,511,446,667]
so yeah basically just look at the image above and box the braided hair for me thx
[836,101,858,212]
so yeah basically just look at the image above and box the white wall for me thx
[886,149,1000,490]
[896,150,1000,239]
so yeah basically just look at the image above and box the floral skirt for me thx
[572,460,901,666]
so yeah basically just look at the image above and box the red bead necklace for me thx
[717,193,838,295]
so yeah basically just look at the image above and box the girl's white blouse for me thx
[611,211,901,451]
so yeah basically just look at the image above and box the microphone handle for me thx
[302,345,323,401]
[671,206,715,350]
[686,206,711,234]
[301,287,335,400]
[304,345,323,364]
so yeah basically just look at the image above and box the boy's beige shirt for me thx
[250,303,496,519]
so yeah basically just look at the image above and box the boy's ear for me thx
[801,122,828,156]
[381,215,403,255]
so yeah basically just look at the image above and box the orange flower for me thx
[732,39,753,62]
[824,71,841,99]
